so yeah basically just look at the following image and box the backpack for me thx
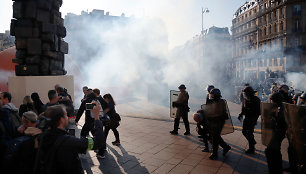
[114,113,121,122]
[9,110,22,130]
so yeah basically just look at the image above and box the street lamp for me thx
[202,7,209,34]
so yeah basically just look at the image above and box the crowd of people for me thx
[171,83,305,174]
[0,85,121,174]
[0,81,305,174]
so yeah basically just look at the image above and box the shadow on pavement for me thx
[107,145,149,174]
[79,152,95,174]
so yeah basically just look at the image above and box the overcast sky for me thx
[0,0,246,48]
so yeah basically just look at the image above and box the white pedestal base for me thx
[8,75,74,107]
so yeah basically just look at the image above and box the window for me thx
[293,4,302,16]
[280,7,284,18]
[269,13,272,21]
[275,10,277,19]
[269,26,272,34]
[280,22,283,31]
[275,24,277,33]
[294,20,301,32]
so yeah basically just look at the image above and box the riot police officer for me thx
[238,86,261,154]
[170,84,190,135]
[297,93,306,106]
[292,94,300,105]
[278,84,293,104]
[206,88,231,160]
[206,85,214,104]
[279,84,298,173]
[265,92,286,174]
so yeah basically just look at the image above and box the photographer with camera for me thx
[56,86,74,117]
[75,92,98,137]
[35,103,103,174]
[42,90,60,113]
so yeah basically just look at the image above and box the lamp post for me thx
[202,7,209,34]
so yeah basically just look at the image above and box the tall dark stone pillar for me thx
[10,0,68,76]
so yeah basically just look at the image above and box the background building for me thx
[231,0,306,81]
[175,26,232,98]
[0,30,14,51]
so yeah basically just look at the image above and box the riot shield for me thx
[261,102,278,146]
[170,90,180,118]
[201,99,234,135]
[223,100,235,135]
[283,103,306,165]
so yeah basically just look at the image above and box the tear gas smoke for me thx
[65,13,233,115]
[65,11,305,119]
[286,71,306,92]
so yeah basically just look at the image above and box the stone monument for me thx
[8,0,74,106]
[10,0,68,75]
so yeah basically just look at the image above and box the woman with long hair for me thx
[19,95,34,117]
[103,93,120,145]
[31,92,44,115]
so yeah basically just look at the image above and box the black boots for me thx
[170,130,178,135]
[245,144,255,154]
[223,145,231,156]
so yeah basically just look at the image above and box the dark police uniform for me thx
[172,91,190,134]
[240,95,261,152]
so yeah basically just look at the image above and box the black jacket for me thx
[97,96,108,111]
[241,96,261,122]
[19,103,35,117]
[37,120,103,174]
[75,93,97,123]
[33,100,44,115]
[280,91,293,104]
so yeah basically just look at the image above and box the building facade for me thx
[0,30,14,51]
[189,26,232,86]
[232,0,306,81]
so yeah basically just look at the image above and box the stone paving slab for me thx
[78,116,290,174]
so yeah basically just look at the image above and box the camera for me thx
[86,103,96,110]
[68,129,75,136]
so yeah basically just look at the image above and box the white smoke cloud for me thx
[286,71,306,92]
[65,13,234,111]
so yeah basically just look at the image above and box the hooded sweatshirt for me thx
[2,103,21,129]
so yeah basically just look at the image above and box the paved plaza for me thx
[78,116,290,174]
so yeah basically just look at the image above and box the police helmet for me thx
[210,88,221,96]
[270,92,284,104]
[243,86,255,95]
[206,85,214,92]
[279,84,289,93]
[301,93,306,100]
[293,94,300,100]
[178,84,186,89]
